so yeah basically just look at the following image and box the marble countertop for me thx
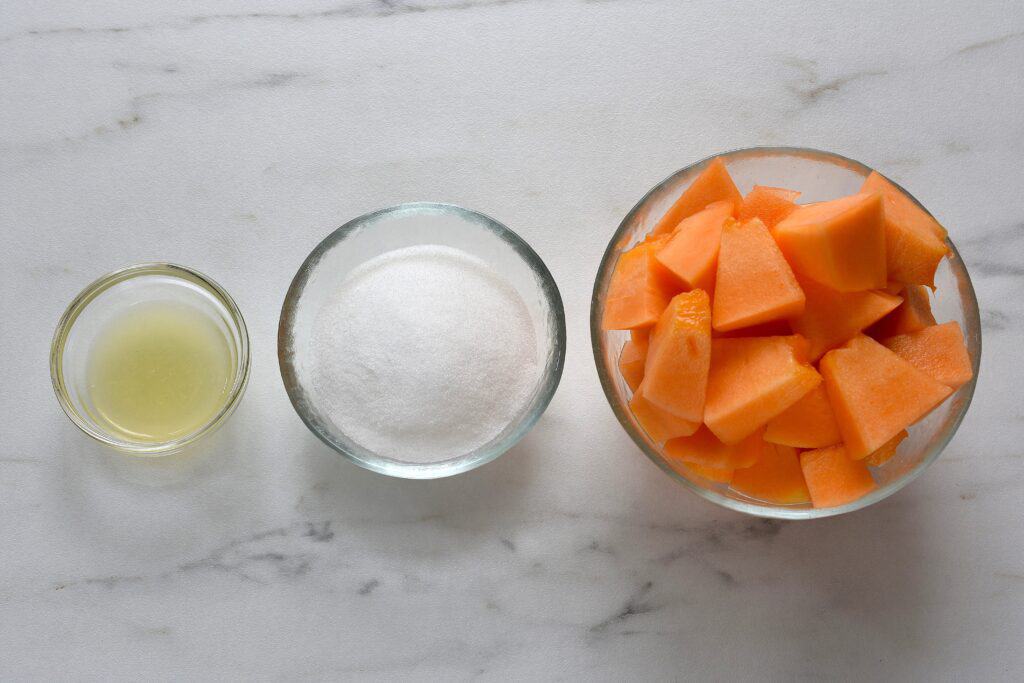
[2,1,1022,679]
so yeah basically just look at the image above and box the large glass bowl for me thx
[591,147,981,519]
[279,202,566,479]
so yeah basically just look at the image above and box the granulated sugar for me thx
[312,244,541,462]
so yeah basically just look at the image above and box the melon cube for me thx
[774,192,887,292]
[820,335,952,459]
[800,445,878,508]
[704,335,822,444]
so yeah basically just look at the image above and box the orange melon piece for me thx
[664,425,766,470]
[629,387,700,443]
[678,462,735,484]
[883,321,973,389]
[820,335,952,459]
[800,445,877,508]
[731,443,811,505]
[867,285,936,338]
[619,328,653,392]
[861,171,948,286]
[712,218,806,331]
[862,171,946,240]
[863,430,908,467]
[704,335,822,444]
[714,319,793,339]
[639,290,712,422]
[773,192,887,292]
[764,383,841,449]
[618,341,646,392]
[602,241,681,330]
[651,157,742,235]
[631,327,651,353]
[738,185,800,230]
[655,201,733,291]
[789,276,903,360]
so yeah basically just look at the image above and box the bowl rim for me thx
[50,261,252,456]
[590,146,982,519]
[277,201,567,479]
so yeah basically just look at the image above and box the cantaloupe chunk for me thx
[789,275,903,360]
[618,341,646,392]
[664,425,765,470]
[602,241,681,330]
[883,321,973,389]
[712,218,806,331]
[629,387,700,443]
[678,462,735,484]
[764,383,841,448]
[631,327,651,353]
[800,445,878,508]
[704,335,822,444]
[820,335,952,459]
[862,171,946,240]
[714,319,793,339]
[639,290,712,422]
[737,185,800,230]
[655,201,733,291]
[774,192,887,292]
[731,443,811,505]
[652,157,742,235]
[863,430,907,467]
[867,285,936,338]
[861,171,948,286]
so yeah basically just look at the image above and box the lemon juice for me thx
[85,300,235,442]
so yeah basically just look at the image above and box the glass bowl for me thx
[591,147,981,519]
[278,202,566,479]
[50,263,251,456]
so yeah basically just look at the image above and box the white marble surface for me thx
[1,1,1022,679]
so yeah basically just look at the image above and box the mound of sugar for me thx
[312,244,541,463]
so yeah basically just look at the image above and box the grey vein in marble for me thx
[53,522,338,590]
[0,0,534,44]
[358,578,381,595]
[242,72,307,89]
[111,59,180,74]
[589,580,658,634]
[787,61,890,105]
[956,29,1024,55]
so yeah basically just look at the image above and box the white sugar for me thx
[311,244,541,463]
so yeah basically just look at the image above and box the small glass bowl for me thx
[50,263,251,456]
[278,202,566,479]
[591,147,982,519]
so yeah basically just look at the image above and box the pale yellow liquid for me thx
[86,301,235,442]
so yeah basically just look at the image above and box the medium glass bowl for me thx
[50,263,251,456]
[278,202,566,479]
[591,147,981,519]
